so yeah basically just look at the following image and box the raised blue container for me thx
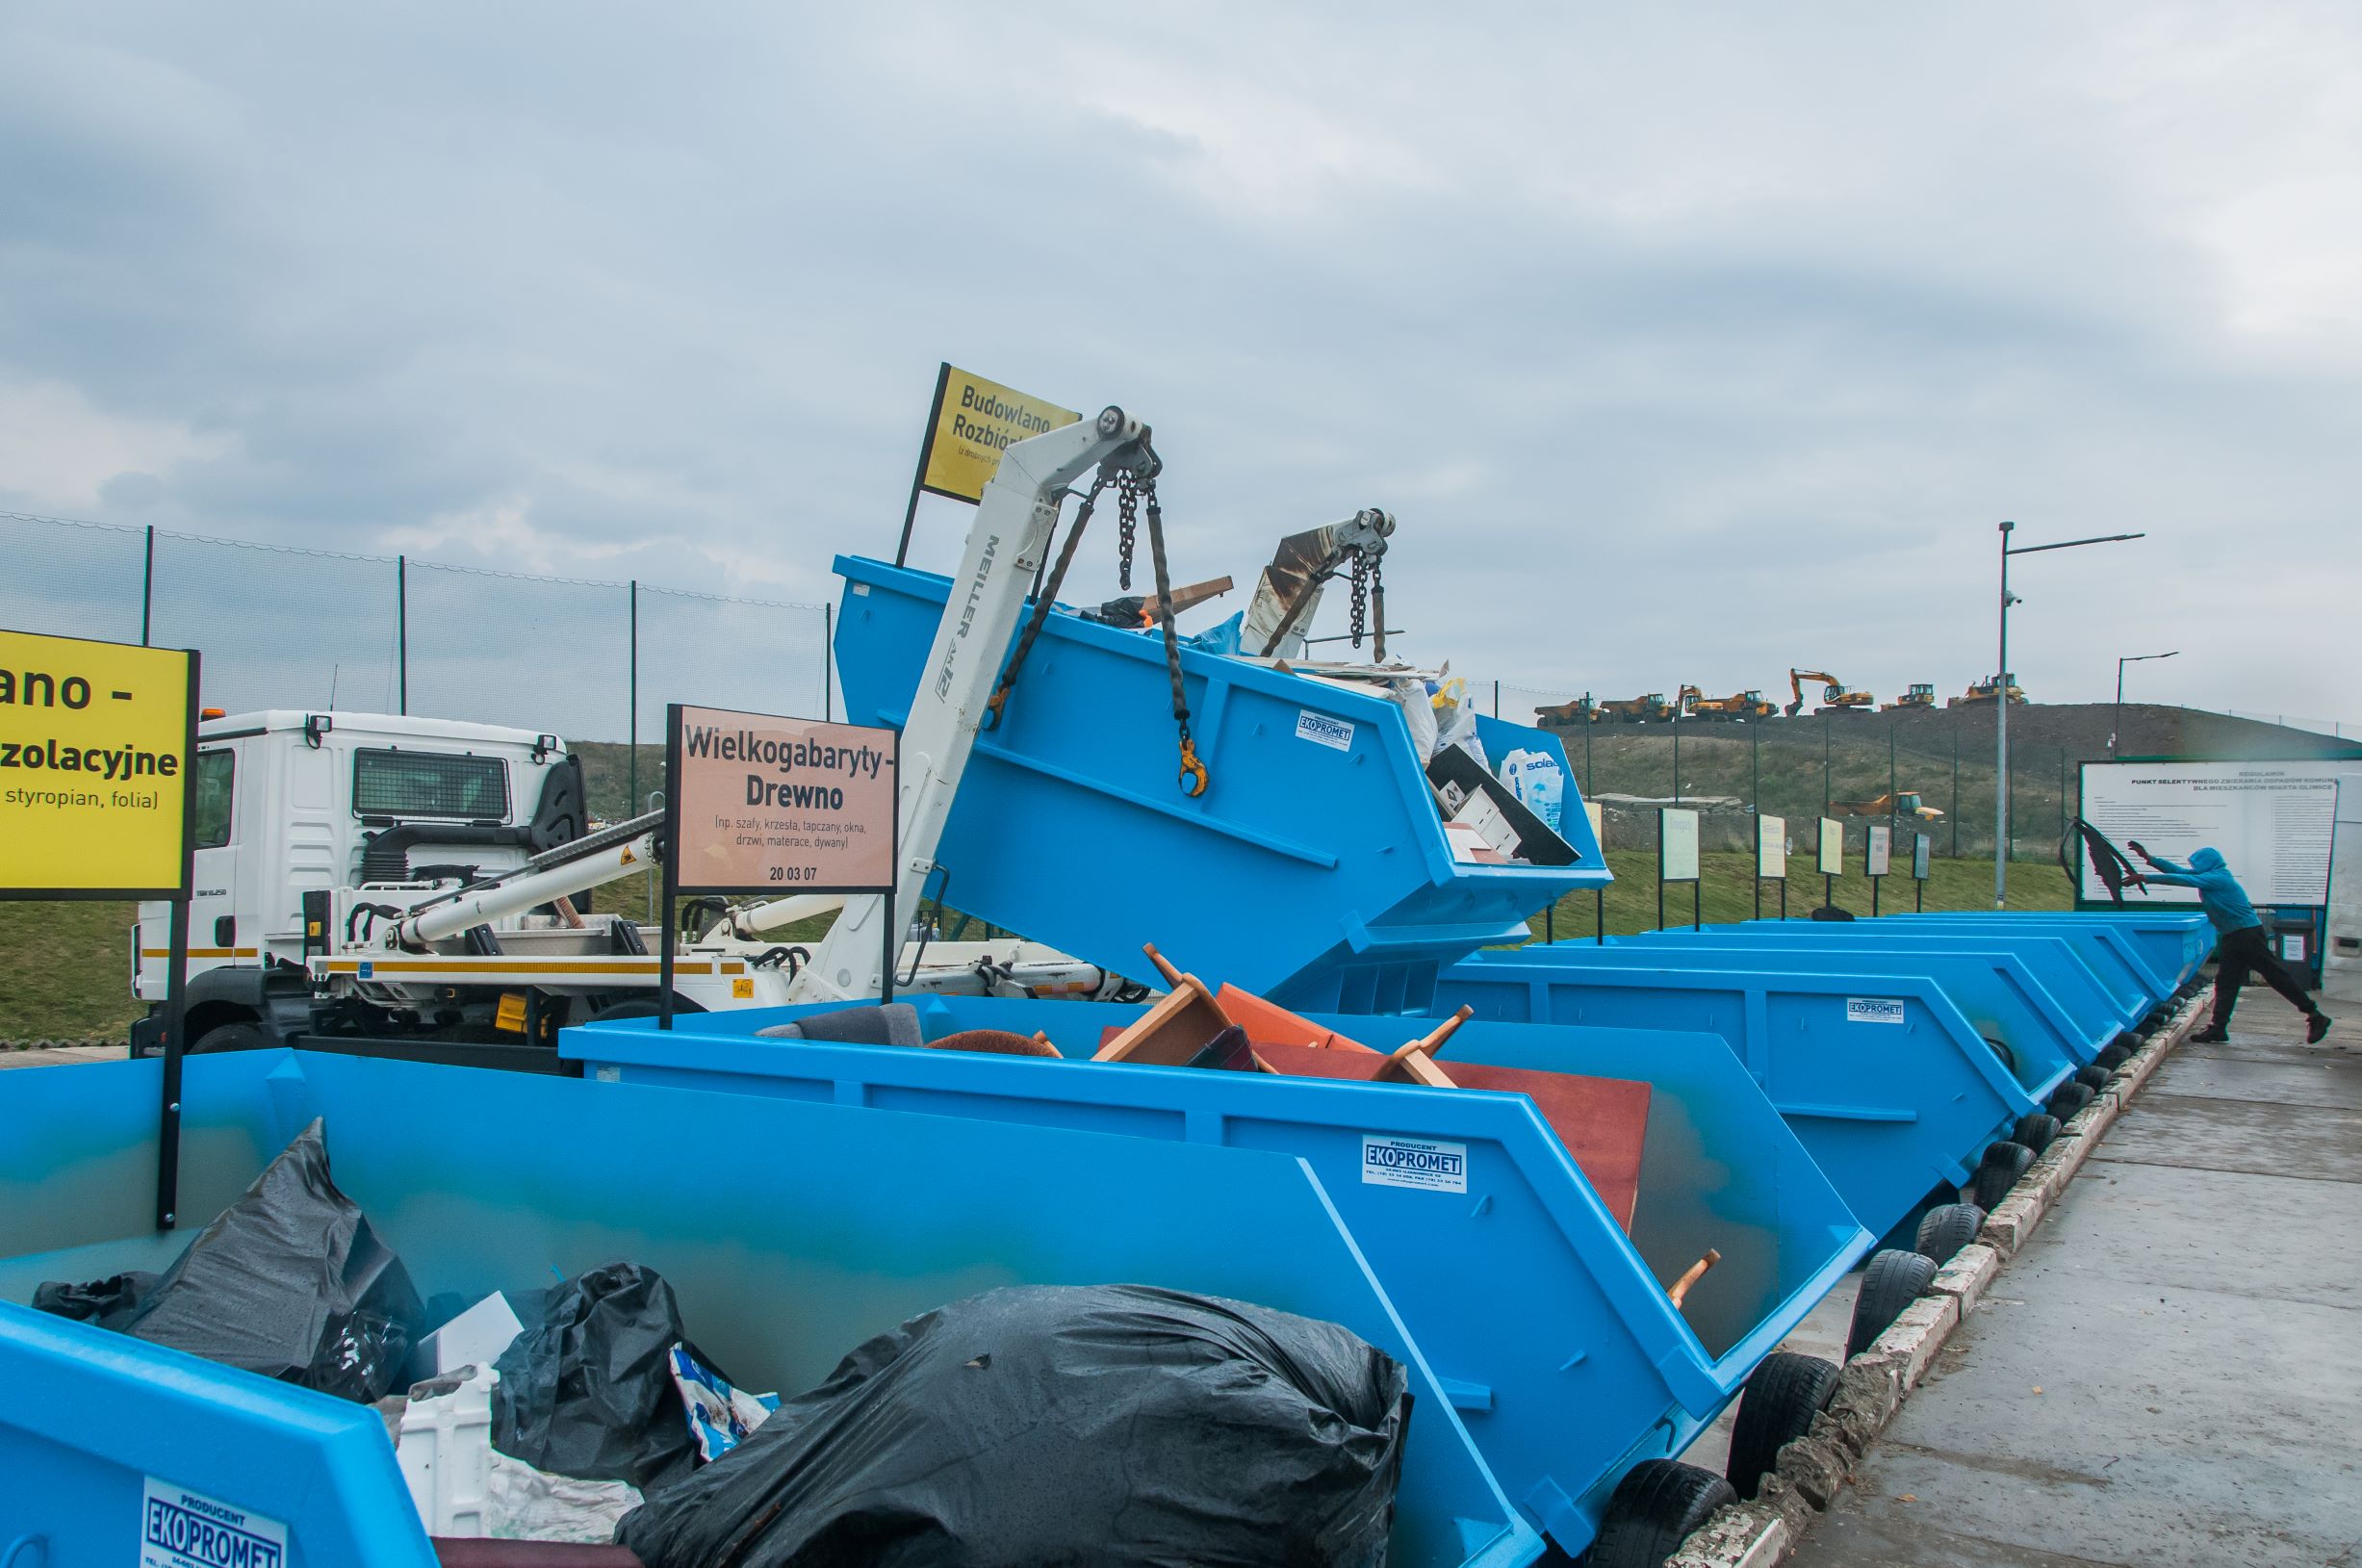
[1865,915,2171,1017]
[1602,928,2113,1068]
[0,1051,1540,1568]
[567,995,1872,1557]
[1429,953,2042,1237]
[832,554,1607,1008]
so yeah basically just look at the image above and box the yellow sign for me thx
[0,628,195,898]
[917,364,1081,504]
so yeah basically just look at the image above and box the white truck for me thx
[130,709,1124,1065]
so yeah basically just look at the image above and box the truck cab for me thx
[132,710,592,1051]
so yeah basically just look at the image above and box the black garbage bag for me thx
[32,1271,160,1331]
[619,1283,1412,1568]
[492,1261,711,1492]
[115,1118,424,1402]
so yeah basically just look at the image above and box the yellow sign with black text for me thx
[1,628,196,898]
[917,364,1081,504]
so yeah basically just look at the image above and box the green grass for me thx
[0,900,143,1043]
[1523,850,2073,939]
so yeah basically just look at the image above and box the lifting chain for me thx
[1141,474,1208,798]
[984,473,1112,730]
[1116,469,1140,592]
[1348,553,1370,650]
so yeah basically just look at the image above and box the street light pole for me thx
[2112,650,2179,758]
[1993,522,2146,908]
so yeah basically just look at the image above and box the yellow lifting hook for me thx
[1177,735,1209,798]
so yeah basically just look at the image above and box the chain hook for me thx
[1177,732,1209,798]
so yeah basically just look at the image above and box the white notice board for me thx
[1864,823,1892,877]
[1660,808,1701,882]
[1758,813,1787,879]
[2079,759,2342,907]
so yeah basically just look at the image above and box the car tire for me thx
[1847,1248,1938,1357]
[2073,1065,2111,1092]
[2094,1042,2133,1071]
[2010,1112,2063,1154]
[1981,1037,2016,1076]
[1725,1353,1842,1501]
[1579,1459,1737,1567]
[2047,1082,2094,1120]
[1972,1141,2035,1210]
[1913,1202,1988,1265]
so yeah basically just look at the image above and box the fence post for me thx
[1822,715,1831,815]
[1671,712,1681,804]
[140,525,156,646]
[628,580,639,818]
[823,604,834,722]
[397,555,407,715]
[2058,749,2067,855]
[1492,680,1500,719]
[1951,724,1960,858]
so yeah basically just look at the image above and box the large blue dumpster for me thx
[1606,928,2115,1069]
[567,994,1873,1556]
[1866,915,2171,1017]
[1429,953,2042,1239]
[832,553,1606,1008]
[1879,911,2211,998]
[0,1050,1541,1568]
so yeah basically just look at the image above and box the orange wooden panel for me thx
[1213,985,1378,1054]
[1253,1041,1652,1231]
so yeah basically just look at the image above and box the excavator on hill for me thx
[1948,674,2027,707]
[1882,682,1937,711]
[1831,791,1945,821]
[1537,693,1672,726]
[1784,669,1874,717]
[1677,685,1778,721]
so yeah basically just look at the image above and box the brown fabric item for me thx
[928,1028,1062,1058]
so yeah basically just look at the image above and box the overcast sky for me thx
[3,3,2357,725]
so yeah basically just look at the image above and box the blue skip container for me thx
[1868,915,2175,1020]
[1878,912,2211,1002]
[1605,927,2116,1069]
[567,995,1873,1557]
[0,1050,1541,1568]
[1429,952,2043,1238]
[832,554,1607,1007]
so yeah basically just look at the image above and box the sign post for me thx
[893,363,1082,568]
[1658,807,1701,931]
[1864,822,1892,916]
[662,705,901,1028]
[0,628,198,1229]
[1586,800,1606,944]
[1757,812,1787,920]
[1817,817,1845,910]
[1913,832,1932,912]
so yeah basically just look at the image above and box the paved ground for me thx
[1790,999,2362,1568]
[0,1044,125,1069]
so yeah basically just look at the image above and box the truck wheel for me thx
[1913,1202,1987,1265]
[1846,1248,1938,1357]
[1972,1142,2035,1209]
[1724,1353,1841,1501]
[1579,1459,1735,1566]
[2047,1082,2094,1120]
[2010,1112,2063,1154]
[190,1022,270,1054]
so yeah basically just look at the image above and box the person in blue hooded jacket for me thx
[2133,844,2332,1042]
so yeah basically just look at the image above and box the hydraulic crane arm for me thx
[1245,509,1396,660]
[789,407,1160,1003]
[388,810,665,948]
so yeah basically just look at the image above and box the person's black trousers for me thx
[2211,925,2319,1029]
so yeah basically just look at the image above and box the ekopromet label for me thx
[1846,997,1907,1025]
[1296,710,1354,752]
[1362,1134,1468,1193]
[141,1478,286,1568]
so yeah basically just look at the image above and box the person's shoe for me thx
[2308,1013,2333,1043]
[2190,1026,2230,1043]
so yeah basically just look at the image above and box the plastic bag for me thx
[32,1271,159,1331]
[95,1118,424,1402]
[669,1344,779,1463]
[1386,677,1439,762]
[492,1262,718,1492]
[618,1283,1411,1568]
[1497,748,1565,833]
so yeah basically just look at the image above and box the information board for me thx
[1757,812,1786,879]
[1659,807,1700,882]
[915,364,1081,505]
[1913,833,1932,881]
[1864,823,1892,878]
[1817,817,1844,876]
[0,627,196,899]
[669,706,899,895]
[2078,758,2342,907]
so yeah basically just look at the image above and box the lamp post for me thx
[2111,651,2178,758]
[1994,521,2144,908]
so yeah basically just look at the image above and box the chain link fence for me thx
[3,510,832,759]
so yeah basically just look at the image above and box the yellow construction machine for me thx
[1882,682,1937,711]
[1830,791,1945,821]
[1678,685,1778,721]
[1784,669,1874,717]
[1948,674,2027,707]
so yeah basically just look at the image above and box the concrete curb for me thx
[1665,990,2204,1568]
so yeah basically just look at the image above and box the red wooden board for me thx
[1251,1041,1652,1231]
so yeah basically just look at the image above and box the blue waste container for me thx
[1428,953,2043,1239]
[568,994,1872,1557]
[831,553,1606,1009]
[1867,914,2175,1017]
[1877,911,2210,999]
[0,1050,1541,1568]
